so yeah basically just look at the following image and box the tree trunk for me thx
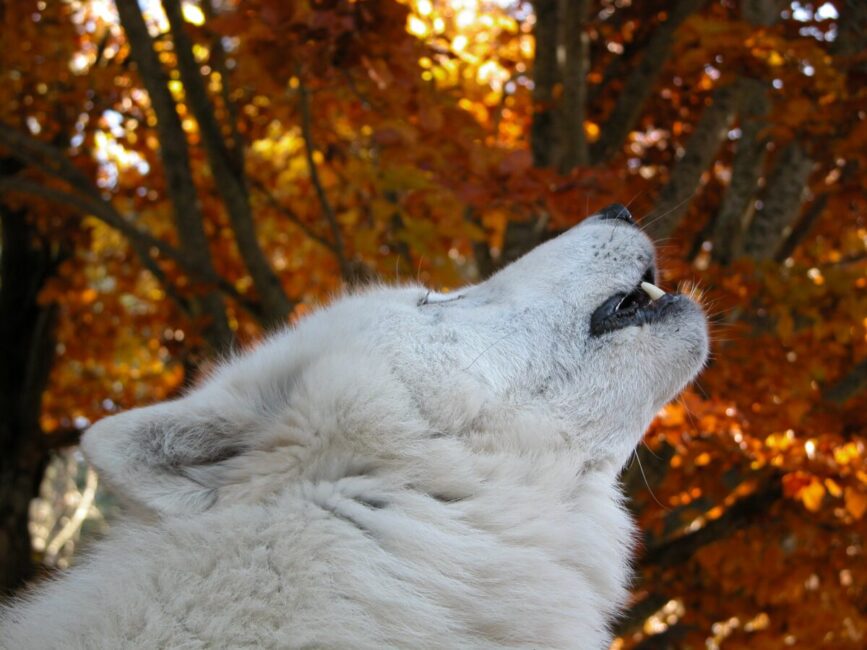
[824,359,867,404]
[161,0,294,326]
[115,0,233,350]
[0,196,62,596]
[774,193,828,262]
[710,78,770,264]
[591,0,707,163]
[741,141,813,260]
[530,0,559,168]
[556,0,591,172]
[832,0,867,60]
[644,83,739,240]
[710,0,779,263]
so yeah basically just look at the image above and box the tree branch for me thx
[249,177,339,253]
[741,141,814,260]
[774,193,828,262]
[297,79,353,281]
[39,426,84,450]
[832,0,867,59]
[824,359,867,404]
[613,593,671,638]
[0,176,259,317]
[591,0,708,163]
[641,475,782,568]
[530,0,559,168]
[644,82,740,240]
[115,0,232,349]
[0,121,266,319]
[0,123,105,201]
[161,0,293,326]
[741,0,784,25]
[709,0,781,263]
[710,78,770,264]
[556,0,591,171]
[201,0,244,170]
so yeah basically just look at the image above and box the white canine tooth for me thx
[640,281,666,301]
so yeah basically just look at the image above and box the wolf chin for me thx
[1,205,708,649]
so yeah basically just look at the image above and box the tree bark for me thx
[774,193,828,262]
[741,141,813,260]
[741,0,783,25]
[644,83,739,240]
[824,359,867,404]
[114,0,232,350]
[641,477,782,568]
[161,0,294,326]
[297,78,354,282]
[832,0,867,60]
[556,0,591,172]
[0,184,62,595]
[591,0,707,163]
[710,78,770,264]
[530,0,559,168]
[709,0,780,263]
[0,127,260,318]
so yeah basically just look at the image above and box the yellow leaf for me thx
[182,3,205,26]
[845,488,867,520]
[834,442,861,466]
[767,51,784,67]
[800,479,825,512]
[824,478,843,498]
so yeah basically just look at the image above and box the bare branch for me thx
[741,0,785,25]
[115,0,232,349]
[774,193,828,262]
[201,0,244,169]
[741,141,814,260]
[297,79,353,281]
[710,78,770,264]
[613,593,670,638]
[556,0,591,171]
[126,235,193,315]
[592,0,708,163]
[249,177,339,253]
[0,176,258,316]
[641,476,782,567]
[832,0,867,59]
[161,0,293,327]
[1,129,185,314]
[0,123,102,199]
[530,0,559,167]
[0,121,266,319]
[644,82,740,240]
[824,359,867,404]
[709,0,781,264]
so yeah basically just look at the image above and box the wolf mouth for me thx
[590,266,679,336]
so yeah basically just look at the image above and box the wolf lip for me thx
[590,276,677,337]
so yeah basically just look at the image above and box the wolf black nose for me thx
[597,204,634,224]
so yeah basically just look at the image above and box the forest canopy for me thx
[0,0,865,648]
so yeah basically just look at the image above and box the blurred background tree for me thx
[0,0,865,647]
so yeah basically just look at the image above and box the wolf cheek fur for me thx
[1,207,708,649]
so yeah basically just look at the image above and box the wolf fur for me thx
[1,213,708,649]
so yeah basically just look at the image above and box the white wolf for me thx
[1,205,707,649]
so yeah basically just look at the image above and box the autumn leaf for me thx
[844,487,867,520]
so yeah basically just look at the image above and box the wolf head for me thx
[83,205,708,515]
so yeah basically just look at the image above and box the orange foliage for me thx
[1,0,866,647]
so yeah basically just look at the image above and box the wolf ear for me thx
[81,403,248,515]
